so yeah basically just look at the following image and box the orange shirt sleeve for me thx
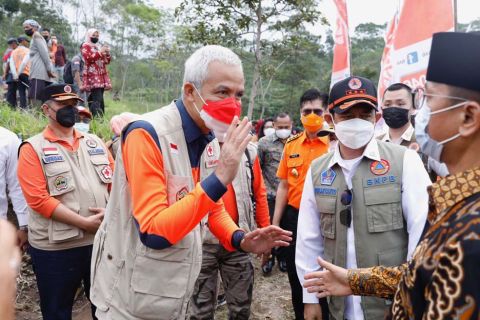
[253,157,270,228]
[17,143,60,218]
[277,145,289,180]
[122,126,240,250]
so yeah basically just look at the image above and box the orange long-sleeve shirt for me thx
[17,126,114,218]
[222,156,270,228]
[121,100,243,252]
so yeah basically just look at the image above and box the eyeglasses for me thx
[340,189,352,228]
[302,108,324,116]
[413,87,468,110]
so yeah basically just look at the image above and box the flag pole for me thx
[454,0,458,31]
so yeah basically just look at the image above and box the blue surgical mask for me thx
[74,122,90,133]
[415,99,467,162]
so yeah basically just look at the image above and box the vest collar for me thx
[175,99,214,144]
[328,138,381,169]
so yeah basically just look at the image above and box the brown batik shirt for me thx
[347,167,480,319]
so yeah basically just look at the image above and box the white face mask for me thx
[415,99,466,162]
[74,122,90,133]
[428,157,450,177]
[275,128,291,140]
[333,118,374,149]
[263,127,275,137]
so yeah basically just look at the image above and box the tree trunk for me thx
[247,3,263,120]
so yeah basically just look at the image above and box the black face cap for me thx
[328,76,378,114]
[427,32,480,93]
[42,83,84,103]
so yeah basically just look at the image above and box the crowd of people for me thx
[1,20,111,116]
[0,27,479,320]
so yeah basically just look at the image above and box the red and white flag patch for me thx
[170,143,179,154]
[43,147,59,156]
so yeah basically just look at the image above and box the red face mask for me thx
[201,97,242,125]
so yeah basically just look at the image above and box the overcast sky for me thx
[155,0,479,36]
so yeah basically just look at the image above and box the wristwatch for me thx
[19,225,28,231]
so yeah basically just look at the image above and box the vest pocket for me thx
[317,197,337,239]
[129,256,190,319]
[45,164,75,196]
[45,165,81,243]
[364,184,403,233]
[90,156,112,184]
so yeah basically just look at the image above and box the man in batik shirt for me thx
[302,31,480,320]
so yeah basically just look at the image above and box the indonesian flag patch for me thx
[43,147,59,156]
[170,142,179,154]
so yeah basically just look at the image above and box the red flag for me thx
[330,0,351,88]
[390,0,454,90]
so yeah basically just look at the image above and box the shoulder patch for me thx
[286,133,302,144]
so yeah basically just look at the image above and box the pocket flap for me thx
[316,196,337,214]
[90,155,110,166]
[44,163,71,177]
[364,184,401,205]
[287,157,303,168]
[131,256,190,298]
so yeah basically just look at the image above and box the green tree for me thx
[175,0,326,119]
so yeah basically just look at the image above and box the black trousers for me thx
[88,88,105,117]
[268,197,286,263]
[7,74,29,108]
[29,245,97,320]
[281,205,329,320]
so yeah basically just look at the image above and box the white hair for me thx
[183,45,243,89]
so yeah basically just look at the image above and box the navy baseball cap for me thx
[42,84,84,103]
[328,76,378,113]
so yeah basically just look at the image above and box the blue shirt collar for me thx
[175,99,215,143]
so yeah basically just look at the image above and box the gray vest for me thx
[310,141,408,320]
[204,143,258,244]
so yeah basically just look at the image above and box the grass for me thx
[0,93,158,140]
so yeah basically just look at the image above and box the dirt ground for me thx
[15,256,294,320]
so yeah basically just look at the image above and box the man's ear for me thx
[459,101,480,138]
[375,112,382,124]
[183,83,195,103]
[324,113,333,126]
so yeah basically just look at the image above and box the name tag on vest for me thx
[314,187,337,196]
[42,155,65,164]
[365,175,397,187]
[88,148,105,155]
[206,159,219,168]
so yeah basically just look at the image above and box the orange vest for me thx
[11,46,30,76]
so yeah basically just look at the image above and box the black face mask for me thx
[54,105,78,128]
[90,37,99,44]
[25,29,34,37]
[382,107,410,129]
[43,35,49,41]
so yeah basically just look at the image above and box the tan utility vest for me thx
[90,102,220,320]
[26,132,110,251]
[310,141,408,320]
[204,143,257,244]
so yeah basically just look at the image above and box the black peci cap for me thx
[427,32,480,93]
[7,38,18,44]
[328,76,378,113]
[42,83,84,103]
